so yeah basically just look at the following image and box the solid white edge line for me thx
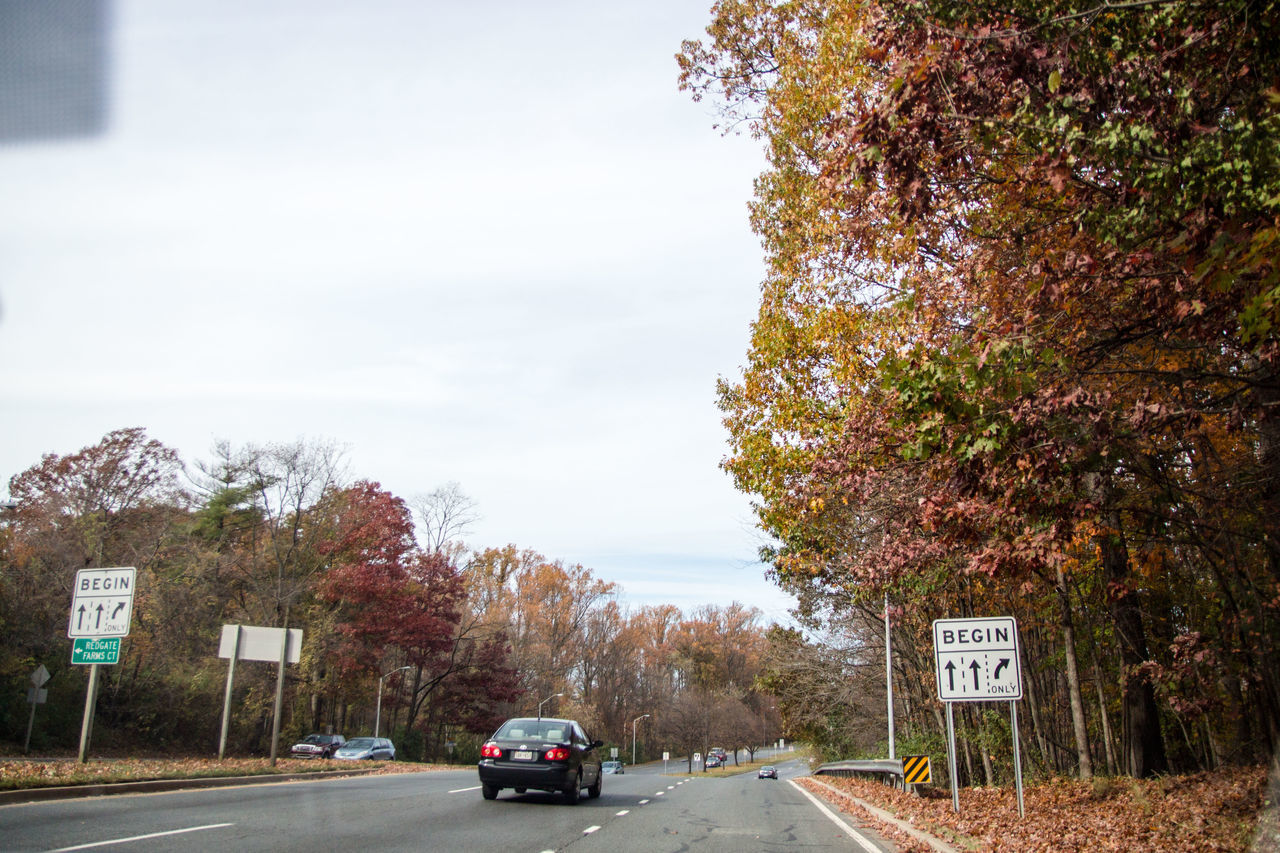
[449,785,482,793]
[50,823,234,852]
[788,780,882,853]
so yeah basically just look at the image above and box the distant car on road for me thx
[705,755,722,768]
[334,737,395,761]
[758,765,778,779]
[290,733,345,759]
[478,717,605,804]
[602,760,624,774]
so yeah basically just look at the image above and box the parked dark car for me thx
[478,717,604,803]
[333,737,395,761]
[758,765,778,779]
[290,733,345,759]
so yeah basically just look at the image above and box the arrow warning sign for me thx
[932,617,1022,702]
[68,567,136,639]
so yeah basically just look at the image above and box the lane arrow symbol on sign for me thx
[77,604,87,629]
[994,658,1010,679]
[111,602,125,619]
[945,661,956,691]
[969,660,981,690]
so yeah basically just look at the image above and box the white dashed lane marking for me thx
[51,824,233,852]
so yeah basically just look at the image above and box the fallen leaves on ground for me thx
[804,765,1272,852]
[0,757,444,790]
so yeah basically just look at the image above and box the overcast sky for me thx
[0,1,794,622]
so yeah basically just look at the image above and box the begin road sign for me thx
[933,617,1022,701]
[68,567,136,638]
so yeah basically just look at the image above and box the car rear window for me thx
[496,719,568,740]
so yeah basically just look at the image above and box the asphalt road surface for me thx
[0,758,899,853]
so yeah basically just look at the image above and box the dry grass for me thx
[805,765,1274,852]
[0,756,445,791]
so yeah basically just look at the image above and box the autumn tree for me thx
[192,438,348,629]
[682,0,1280,779]
[1,428,211,746]
[313,482,520,756]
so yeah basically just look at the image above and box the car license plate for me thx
[513,750,534,761]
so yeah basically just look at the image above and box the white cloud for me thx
[0,0,792,621]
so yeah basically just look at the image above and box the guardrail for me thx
[812,758,904,787]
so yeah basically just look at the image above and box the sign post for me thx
[216,624,302,761]
[218,626,242,759]
[68,568,135,763]
[24,664,50,754]
[933,616,1025,818]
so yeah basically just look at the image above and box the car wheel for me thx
[562,772,580,805]
[482,783,499,800]
[587,771,602,799]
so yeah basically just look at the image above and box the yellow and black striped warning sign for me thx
[902,754,932,785]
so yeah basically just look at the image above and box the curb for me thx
[0,768,382,806]
[803,776,961,853]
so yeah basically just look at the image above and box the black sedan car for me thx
[758,765,778,779]
[478,717,604,804]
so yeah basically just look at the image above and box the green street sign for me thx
[72,637,121,665]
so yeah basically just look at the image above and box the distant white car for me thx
[602,760,624,774]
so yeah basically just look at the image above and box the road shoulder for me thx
[801,776,961,853]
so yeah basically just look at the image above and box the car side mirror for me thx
[590,739,604,751]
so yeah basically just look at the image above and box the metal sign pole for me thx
[946,701,959,813]
[1010,700,1025,818]
[77,663,100,763]
[24,693,39,754]
[885,592,895,763]
[218,625,241,759]
[24,665,47,754]
[269,612,289,766]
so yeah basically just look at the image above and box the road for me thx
[0,758,899,853]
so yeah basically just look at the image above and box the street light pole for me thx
[538,692,563,719]
[631,713,649,767]
[375,666,411,738]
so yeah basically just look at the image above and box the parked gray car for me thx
[334,737,395,760]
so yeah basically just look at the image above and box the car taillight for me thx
[480,742,502,758]
[544,747,570,761]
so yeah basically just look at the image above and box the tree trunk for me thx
[1092,654,1118,775]
[1020,654,1052,773]
[1056,565,1093,779]
[960,721,976,787]
[1100,518,1167,777]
